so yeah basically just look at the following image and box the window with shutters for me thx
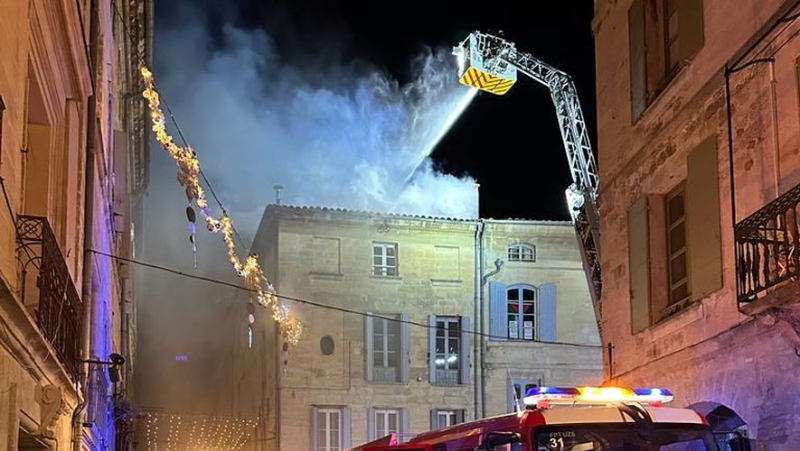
[428,316,470,385]
[666,185,690,306]
[430,409,465,429]
[508,378,543,413]
[367,408,408,442]
[629,0,705,120]
[489,282,557,342]
[365,313,409,383]
[312,406,350,451]
[372,242,398,276]
[507,243,535,262]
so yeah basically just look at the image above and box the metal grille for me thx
[16,215,83,381]
[735,183,800,303]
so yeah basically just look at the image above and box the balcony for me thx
[735,183,800,304]
[16,215,83,381]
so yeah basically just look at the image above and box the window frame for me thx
[665,184,691,309]
[365,313,409,383]
[506,285,538,341]
[372,315,400,380]
[507,243,536,262]
[372,242,399,277]
[431,409,465,429]
[507,377,543,413]
[312,405,351,451]
[316,407,342,451]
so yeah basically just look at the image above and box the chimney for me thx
[273,185,284,205]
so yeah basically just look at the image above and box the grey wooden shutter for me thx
[647,194,670,324]
[365,314,374,381]
[489,281,508,339]
[459,316,471,384]
[430,409,437,430]
[311,407,319,450]
[400,313,410,383]
[628,196,651,334]
[687,135,722,300]
[342,407,352,449]
[367,407,375,440]
[628,0,646,120]
[678,0,705,62]
[400,408,409,441]
[538,284,557,342]
[428,314,437,384]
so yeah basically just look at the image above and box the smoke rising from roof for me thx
[153,7,478,237]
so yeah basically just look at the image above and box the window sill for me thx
[647,299,702,340]
[370,275,403,283]
[310,272,344,281]
[430,279,462,286]
[632,62,688,125]
[430,382,467,387]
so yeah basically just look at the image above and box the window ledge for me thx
[370,275,403,283]
[310,272,344,281]
[430,279,462,286]
[648,299,703,340]
[430,383,467,388]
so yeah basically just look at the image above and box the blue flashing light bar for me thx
[523,386,674,407]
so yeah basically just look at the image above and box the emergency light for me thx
[523,386,674,408]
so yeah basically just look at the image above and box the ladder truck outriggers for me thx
[452,31,603,329]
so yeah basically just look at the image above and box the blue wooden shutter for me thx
[428,314,437,384]
[429,409,437,430]
[459,316,470,385]
[400,313,410,383]
[365,314,374,381]
[311,406,319,450]
[342,407,352,449]
[539,283,557,342]
[367,407,375,440]
[489,282,508,340]
[400,408,409,442]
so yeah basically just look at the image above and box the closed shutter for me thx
[365,314,374,381]
[342,407,352,449]
[311,407,319,451]
[687,135,722,299]
[538,284,557,342]
[400,408,410,442]
[429,409,437,430]
[459,316,471,384]
[367,407,375,440]
[428,314,437,384]
[400,313,410,383]
[628,0,646,120]
[628,196,651,333]
[678,0,705,62]
[489,281,507,340]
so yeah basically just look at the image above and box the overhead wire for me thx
[88,249,602,349]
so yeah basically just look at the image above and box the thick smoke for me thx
[154,10,478,238]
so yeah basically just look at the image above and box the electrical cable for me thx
[87,249,602,349]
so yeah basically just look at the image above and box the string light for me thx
[139,65,302,344]
[142,413,258,450]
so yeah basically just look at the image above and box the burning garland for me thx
[139,65,302,344]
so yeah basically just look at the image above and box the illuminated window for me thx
[246,326,254,349]
[507,243,535,262]
[372,242,398,276]
[507,286,537,340]
[430,316,470,385]
[666,185,690,306]
[372,316,399,381]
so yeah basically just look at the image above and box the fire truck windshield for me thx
[532,424,719,451]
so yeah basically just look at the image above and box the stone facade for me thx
[228,205,601,450]
[0,0,147,449]
[594,0,800,448]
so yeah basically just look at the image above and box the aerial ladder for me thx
[453,32,602,330]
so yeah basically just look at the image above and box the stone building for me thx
[0,0,148,449]
[593,0,800,446]
[223,205,600,450]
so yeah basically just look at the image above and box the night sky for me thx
[155,0,596,221]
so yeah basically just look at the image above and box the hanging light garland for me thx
[139,65,302,344]
[142,413,259,451]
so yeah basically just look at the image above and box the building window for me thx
[246,326,254,349]
[368,408,407,442]
[365,314,409,383]
[507,286,537,340]
[666,185,690,306]
[430,409,465,429]
[628,0,705,120]
[372,242,398,276]
[507,243,535,262]
[508,378,543,412]
[312,406,351,451]
[428,316,470,385]
[489,282,557,342]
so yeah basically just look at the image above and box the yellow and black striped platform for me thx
[458,66,516,95]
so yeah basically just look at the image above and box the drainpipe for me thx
[472,220,483,420]
[768,60,781,197]
[73,0,99,449]
[479,230,503,420]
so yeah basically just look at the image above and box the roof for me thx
[263,204,572,225]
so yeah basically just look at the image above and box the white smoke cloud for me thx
[152,9,478,238]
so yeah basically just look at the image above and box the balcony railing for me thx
[16,215,83,381]
[735,183,800,304]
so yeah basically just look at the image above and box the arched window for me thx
[506,285,537,340]
[246,325,254,349]
[507,243,535,262]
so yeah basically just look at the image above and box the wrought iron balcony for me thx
[16,215,83,381]
[735,183,800,304]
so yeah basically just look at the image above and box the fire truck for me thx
[350,386,753,451]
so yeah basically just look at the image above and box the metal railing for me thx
[16,215,83,381]
[735,183,800,303]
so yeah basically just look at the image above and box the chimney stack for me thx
[273,185,284,205]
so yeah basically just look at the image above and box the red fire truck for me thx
[351,386,753,451]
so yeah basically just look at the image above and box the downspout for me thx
[472,220,483,420]
[480,255,503,419]
[73,0,99,449]
[768,60,781,197]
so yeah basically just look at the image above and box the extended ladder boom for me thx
[454,31,602,326]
